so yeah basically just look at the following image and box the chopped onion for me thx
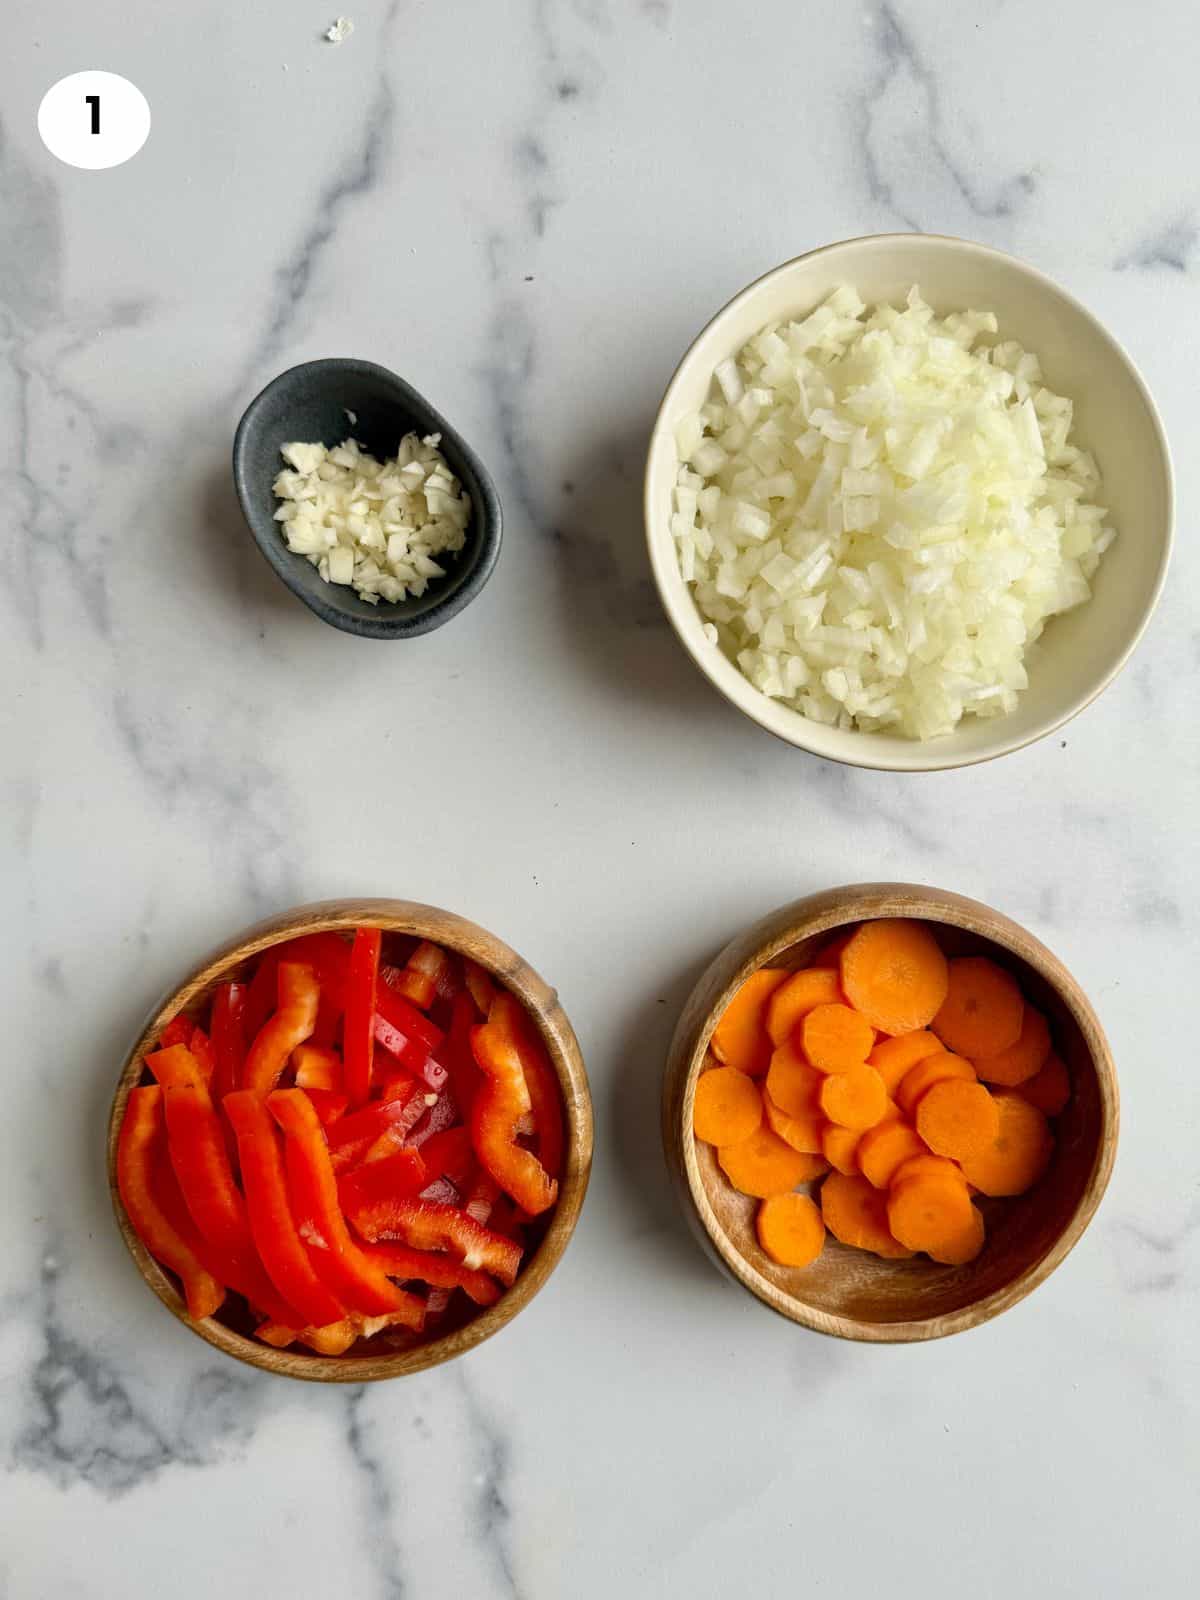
[672,285,1115,739]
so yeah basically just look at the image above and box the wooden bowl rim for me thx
[665,882,1118,1343]
[107,898,593,1381]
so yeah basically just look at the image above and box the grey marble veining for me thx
[2,1,1199,1596]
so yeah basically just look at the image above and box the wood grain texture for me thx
[107,899,593,1382]
[662,883,1118,1343]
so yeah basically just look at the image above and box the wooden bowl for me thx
[108,899,593,1381]
[663,883,1117,1342]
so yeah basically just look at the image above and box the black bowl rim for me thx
[232,357,503,639]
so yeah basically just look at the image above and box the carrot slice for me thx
[765,967,843,1046]
[801,1003,874,1075]
[821,1172,913,1258]
[890,1153,968,1191]
[718,1125,821,1198]
[959,1093,1053,1196]
[972,1005,1052,1087]
[711,969,788,1077]
[763,1091,825,1156]
[868,1030,943,1096]
[1016,1053,1071,1117]
[858,1120,927,1189]
[756,1193,825,1266]
[932,957,1023,1058]
[821,1123,863,1176]
[807,933,854,970]
[894,1051,975,1118]
[915,1079,1000,1162]
[887,1174,975,1255]
[818,1063,889,1131]
[840,919,949,1036]
[692,1066,762,1146]
[926,1204,986,1266]
[765,1042,823,1117]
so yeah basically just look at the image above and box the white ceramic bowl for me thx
[645,235,1173,772]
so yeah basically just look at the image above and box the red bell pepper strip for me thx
[463,958,497,1019]
[301,1088,349,1127]
[386,940,451,1010]
[188,1027,216,1083]
[371,1015,449,1092]
[443,991,484,1118]
[378,977,444,1050]
[243,933,351,1039]
[326,1095,430,1174]
[407,1087,460,1149]
[510,1009,565,1180]
[343,928,381,1105]
[117,1086,226,1320]
[293,1043,343,1092]
[224,1090,346,1328]
[210,982,248,1103]
[469,994,559,1217]
[337,1148,431,1220]
[417,1126,476,1190]
[158,1015,194,1050]
[242,961,320,1096]
[144,1042,207,1090]
[268,1089,426,1320]
[162,1080,253,1258]
[363,1241,501,1306]
[342,1194,523,1286]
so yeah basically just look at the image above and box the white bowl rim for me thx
[644,232,1175,773]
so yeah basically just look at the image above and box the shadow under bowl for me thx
[662,882,1118,1341]
[233,359,502,639]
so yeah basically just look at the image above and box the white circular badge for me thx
[37,71,150,170]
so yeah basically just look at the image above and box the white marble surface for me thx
[2,2,1197,1595]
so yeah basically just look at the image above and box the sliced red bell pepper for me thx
[443,991,484,1118]
[463,958,497,1019]
[242,961,320,1096]
[337,1148,430,1217]
[210,981,248,1102]
[224,1090,345,1329]
[162,1079,253,1258]
[343,928,381,1105]
[326,1095,430,1174]
[293,1043,343,1091]
[417,1126,475,1190]
[302,1088,349,1127]
[510,1008,565,1180]
[378,977,444,1049]
[372,1015,449,1092]
[342,1194,523,1286]
[144,1042,207,1090]
[243,933,351,1040]
[469,994,558,1217]
[267,1089,426,1320]
[363,1241,501,1306]
[158,1015,194,1050]
[407,1087,460,1149]
[188,1026,216,1083]
[117,1086,225,1320]
[385,940,451,1010]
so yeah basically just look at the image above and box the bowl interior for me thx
[233,360,502,639]
[109,902,590,1380]
[684,909,1111,1334]
[647,235,1173,769]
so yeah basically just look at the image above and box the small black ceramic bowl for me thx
[233,359,502,639]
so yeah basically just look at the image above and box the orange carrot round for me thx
[764,1092,826,1156]
[887,1173,975,1255]
[858,1120,927,1189]
[914,1078,1000,1162]
[765,1042,823,1117]
[894,1051,975,1118]
[756,1192,826,1266]
[765,967,844,1046]
[808,932,854,970]
[801,1003,874,1075]
[972,1005,1051,1087]
[711,969,788,1077]
[890,1153,968,1191]
[821,1172,913,1257]
[959,1093,1053,1196]
[927,1203,986,1266]
[818,1062,889,1131]
[840,919,949,1035]
[821,1122,863,1176]
[931,956,1023,1058]
[692,1067,762,1146]
[1016,1053,1071,1117]
[868,1029,944,1095]
[718,1125,821,1198]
